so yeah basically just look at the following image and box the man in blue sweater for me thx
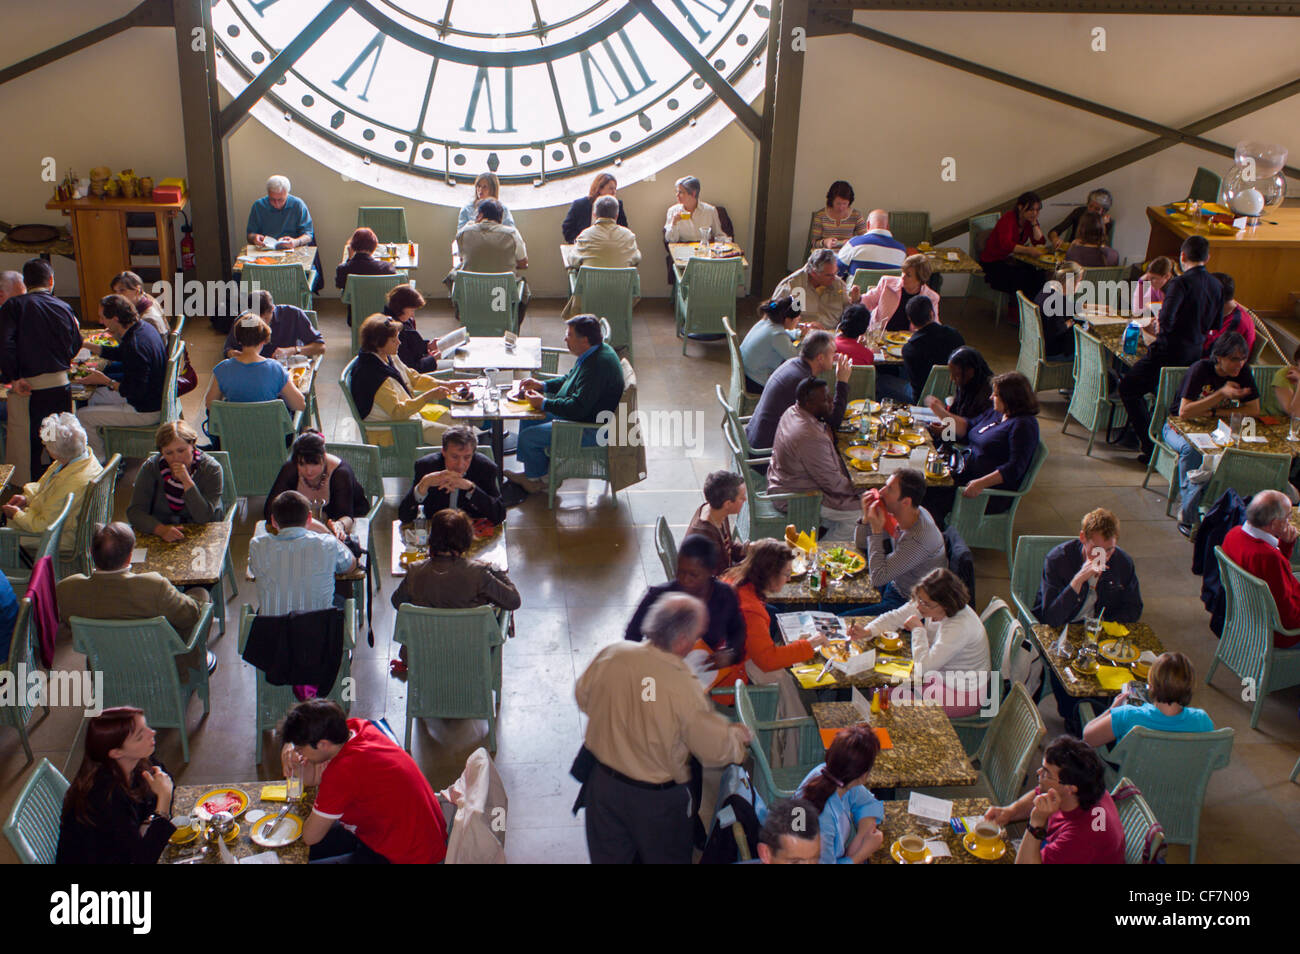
[506,314,624,496]
[77,294,167,461]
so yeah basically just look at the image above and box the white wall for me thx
[4,5,1297,302]
[791,12,1300,271]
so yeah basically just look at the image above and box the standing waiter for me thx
[1,260,82,484]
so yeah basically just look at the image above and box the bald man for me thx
[1221,490,1300,648]
[836,209,908,278]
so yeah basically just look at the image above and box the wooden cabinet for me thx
[45,194,188,322]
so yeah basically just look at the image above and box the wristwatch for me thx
[1026,823,1048,841]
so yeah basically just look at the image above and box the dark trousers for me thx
[308,822,390,864]
[1047,668,1109,738]
[28,384,72,477]
[1118,353,1165,455]
[982,259,1046,299]
[584,764,692,864]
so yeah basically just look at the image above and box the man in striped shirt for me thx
[249,490,356,616]
[835,209,908,279]
[851,469,947,615]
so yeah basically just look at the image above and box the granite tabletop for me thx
[0,465,12,490]
[669,242,749,269]
[1093,321,1149,367]
[447,386,547,422]
[391,519,508,577]
[812,700,978,789]
[160,781,314,864]
[836,419,953,490]
[1167,414,1300,457]
[785,614,917,690]
[1029,621,1163,697]
[136,522,232,587]
[771,541,879,605]
[922,247,982,275]
[874,798,1012,864]
[1014,248,1068,270]
[236,245,316,271]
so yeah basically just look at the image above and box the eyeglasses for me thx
[1035,765,1061,783]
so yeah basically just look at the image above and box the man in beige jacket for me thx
[576,592,750,863]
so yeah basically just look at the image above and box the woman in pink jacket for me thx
[859,255,941,333]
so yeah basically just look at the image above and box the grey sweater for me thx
[127,453,224,533]
[854,506,947,594]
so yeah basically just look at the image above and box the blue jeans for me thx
[837,581,907,618]
[517,414,599,479]
[1162,421,1202,524]
[874,368,913,404]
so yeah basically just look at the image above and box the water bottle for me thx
[1122,321,1140,356]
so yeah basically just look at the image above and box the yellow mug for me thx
[973,820,1002,850]
[898,834,926,862]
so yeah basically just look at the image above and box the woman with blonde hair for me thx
[349,315,454,444]
[0,412,102,553]
[561,171,629,243]
[457,172,516,231]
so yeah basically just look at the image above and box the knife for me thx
[266,804,294,838]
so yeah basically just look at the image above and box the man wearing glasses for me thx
[983,736,1124,864]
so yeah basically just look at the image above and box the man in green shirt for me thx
[506,314,624,495]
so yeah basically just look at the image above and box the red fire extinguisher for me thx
[180,224,196,272]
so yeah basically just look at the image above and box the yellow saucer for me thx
[890,840,932,864]
[962,832,1007,860]
[899,430,927,446]
[1099,639,1141,665]
[849,458,878,473]
[169,824,199,846]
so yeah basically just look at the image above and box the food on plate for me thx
[822,547,866,574]
[471,517,497,540]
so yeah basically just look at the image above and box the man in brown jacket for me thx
[57,522,212,674]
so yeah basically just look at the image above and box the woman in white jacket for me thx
[849,568,990,716]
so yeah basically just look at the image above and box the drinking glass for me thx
[286,759,303,801]
[1083,614,1101,644]
[1289,416,1300,443]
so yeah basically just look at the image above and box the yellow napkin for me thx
[504,398,533,411]
[792,664,838,690]
[1095,666,1132,691]
[260,784,287,802]
[875,660,914,679]
[1100,621,1130,637]
[795,530,816,553]
[419,404,448,422]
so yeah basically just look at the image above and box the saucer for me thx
[890,840,932,864]
[962,832,1007,860]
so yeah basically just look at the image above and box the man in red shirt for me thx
[1221,490,1300,648]
[281,699,448,863]
[985,736,1123,864]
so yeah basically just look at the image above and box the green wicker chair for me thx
[238,600,355,763]
[71,603,215,762]
[847,364,876,403]
[0,599,46,763]
[0,493,74,591]
[342,272,408,354]
[61,454,120,579]
[325,441,384,583]
[715,384,769,462]
[1063,326,1127,455]
[967,213,1007,326]
[848,267,902,294]
[1016,292,1073,392]
[722,316,758,416]
[240,263,311,311]
[1112,777,1167,864]
[675,256,745,353]
[1010,535,1073,634]
[394,603,510,753]
[918,365,954,404]
[722,415,820,540]
[1197,449,1290,526]
[546,359,644,508]
[1104,727,1233,864]
[887,211,932,248]
[338,358,424,479]
[1251,364,1283,399]
[951,602,1023,754]
[451,271,522,337]
[205,450,240,637]
[2,759,68,864]
[1210,547,1300,729]
[103,337,183,462]
[654,516,677,582]
[356,206,409,243]
[1141,366,1189,516]
[1188,166,1223,203]
[946,441,1049,574]
[207,400,297,501]
[735,681,818,807]
[570,266,638,360]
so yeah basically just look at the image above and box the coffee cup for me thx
[898,833,926,862]
[973,819,1001,848]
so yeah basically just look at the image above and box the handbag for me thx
[175,344,198,396]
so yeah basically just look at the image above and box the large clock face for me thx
[211,0,769,207]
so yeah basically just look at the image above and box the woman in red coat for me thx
[979,191,1049,310]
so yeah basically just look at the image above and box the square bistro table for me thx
[812,700,978,790]
[444,385,545,467]
[391,519,508,577]
[0,464,12,491]
[372,242,419,270]
[1029,621,1163,697]
[874,797,1011,864]
[135,522,232,588]
[160,782,314,864]
[770,542,878,608]
[920,246,983,275]
[1166,414,1299,458]
[836,426,953,491]
[668,241,749,277]
[451,336,542,373]
[782,613,916,692]
[1091,320,1150,367]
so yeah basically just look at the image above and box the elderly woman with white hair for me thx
[0,413,102,551]
[663,175,728,245]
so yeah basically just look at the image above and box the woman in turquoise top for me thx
[457,172,516,232]
[739,296,801,391]
[796,725,885,864]
[206,314,306,428]
[1083,652,1214,747]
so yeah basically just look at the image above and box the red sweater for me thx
[835,335,875,366]
[1221,526,1300,648]
[981,208,1045,263]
